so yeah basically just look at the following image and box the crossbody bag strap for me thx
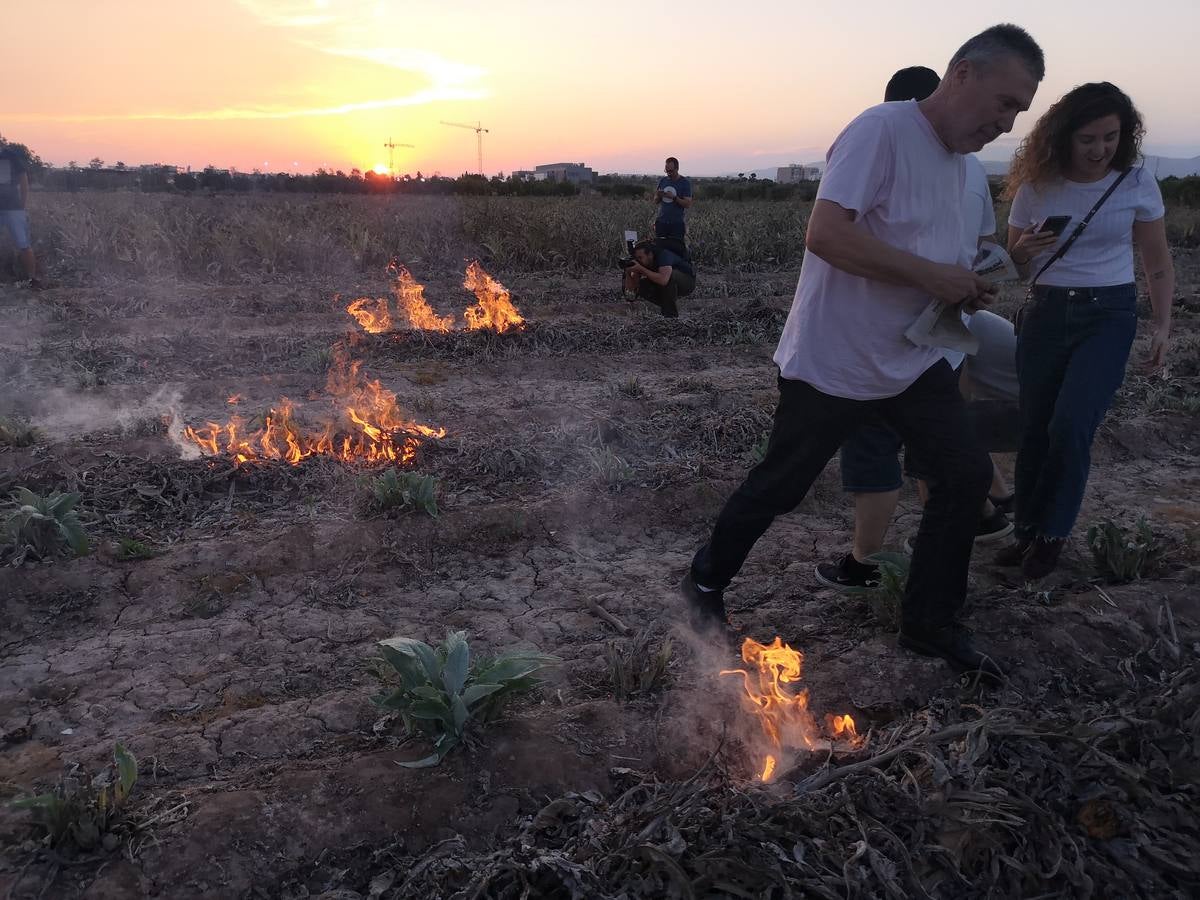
[1029,167,1132,289]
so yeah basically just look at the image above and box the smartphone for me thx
[1037,215,1072,237]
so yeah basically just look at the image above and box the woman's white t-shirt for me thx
[1008,166,1164,288]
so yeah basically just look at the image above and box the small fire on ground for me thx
[345,260,523,335]
[720,637,861,783]
[182,344,445,465]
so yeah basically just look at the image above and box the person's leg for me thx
[691,377,862,591]
[814,421,902,590]
[1023,287,1137,575]
[839,421,903,558]
[8,212,37,283]
[1012,291,1073,547]
[852,490,901,560]
[657,276,680,318]
[877,361,992,632]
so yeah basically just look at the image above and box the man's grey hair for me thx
[949,23,1045,82]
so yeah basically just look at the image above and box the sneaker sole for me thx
[974,521,1015,544]
[902,522,1015,556]
[813,565,871,593]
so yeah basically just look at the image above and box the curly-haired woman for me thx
[999,82,1174,578]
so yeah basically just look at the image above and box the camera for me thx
[618,231,638,269]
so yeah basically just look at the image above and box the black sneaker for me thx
[898,623,1005,681]
[814,553,880,591]
[679,571,734,637]
[975,510,1014,544]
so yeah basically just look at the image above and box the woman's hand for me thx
[1142,322,1171,372]
[1009,224,1061,266]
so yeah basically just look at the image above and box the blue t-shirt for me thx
[653,247,694,278]
[0,150,26,211]
[656,176,692,233]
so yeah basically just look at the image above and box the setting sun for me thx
[372,163,389,175]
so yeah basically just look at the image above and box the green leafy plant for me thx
[371,631,557,767]
[0,417,41,448]
[11,743,138,851]
[748,430,771,465]
[606,631,673,701]
[365,470,439,517]
[847,551,909,629]
[3,488,89,562]
[116,537,156,560]
[1088,518,1165,583]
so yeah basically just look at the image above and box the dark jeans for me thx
[692,361,992,630]
[1014,284,1136,540]
[637,269,695,318]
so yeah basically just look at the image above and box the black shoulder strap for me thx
[1030,167,1132,288]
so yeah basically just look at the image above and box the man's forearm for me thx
[807,220,934,292]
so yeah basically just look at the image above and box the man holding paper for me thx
[681,24,1044,680]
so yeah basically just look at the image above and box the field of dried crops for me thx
[1,191,1199,899]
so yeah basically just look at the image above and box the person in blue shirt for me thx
[654,157,693,252]
[623,239,695,318]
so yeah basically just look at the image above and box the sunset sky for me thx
[6,0,1198,176]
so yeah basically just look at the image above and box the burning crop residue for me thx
[183,344,445,466]
[463,260,524,334]
[391,261,455,332]
[721,637,861,783]
[346,296,392,334]
[344,261,523,335]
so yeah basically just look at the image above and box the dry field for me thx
[1,193,1199,898]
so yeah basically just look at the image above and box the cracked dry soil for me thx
[1,259,1199,898]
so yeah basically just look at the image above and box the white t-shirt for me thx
[774,101,966,400]
[1008,166,1164,288]
[944,155,998,371]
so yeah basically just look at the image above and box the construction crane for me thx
[382,137,414,176]
[440,121,489,176]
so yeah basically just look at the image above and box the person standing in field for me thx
[680,24,1045,681]
[997,82,1174,579]
[816,65,1020,591]
[0,144,45,290]
[654,157,693,255]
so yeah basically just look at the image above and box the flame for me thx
[463,260,524,333]
[183,343,445,465]
[346,296,392,334]
[720,637,860,783]
[389,260,454,332]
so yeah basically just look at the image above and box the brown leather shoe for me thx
[993,536,1032,568]
[1021,538,1064,580]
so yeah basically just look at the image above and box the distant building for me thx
[775,164,820,184]
[534,162,596,184]
[510,169,537,182]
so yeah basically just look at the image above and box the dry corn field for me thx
[1,191,1199,899]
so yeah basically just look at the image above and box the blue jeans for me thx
[1014,284,1136,540]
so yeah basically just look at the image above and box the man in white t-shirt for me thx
[681,24,1044,681]
[818,70,1019,592]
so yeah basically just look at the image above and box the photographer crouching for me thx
[622,239,695,318]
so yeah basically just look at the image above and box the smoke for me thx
[24,384,199,459]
